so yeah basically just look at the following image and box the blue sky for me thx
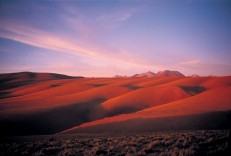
[0,0,231,76]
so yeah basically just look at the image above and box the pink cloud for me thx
[181,60,202,67]
[0,20,160,76]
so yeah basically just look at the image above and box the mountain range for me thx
[118,70,186,78]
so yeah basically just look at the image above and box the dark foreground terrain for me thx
[0,130,230,156]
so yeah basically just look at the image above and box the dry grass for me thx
[0,130,230,156]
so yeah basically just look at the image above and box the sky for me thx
[0,0,231,77]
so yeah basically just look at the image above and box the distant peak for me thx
[147,71,155,74]
[189,74,200,77]
[116,70,186,78]
[113,75,128,78]
[132,71,156,78]
[156,70,185,77]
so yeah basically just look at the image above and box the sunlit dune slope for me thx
[63,111,231,133]
[0,76,204,114]
[102,85,190,115]
[135,77,182,87]
[138,86,231,117]
[0,72,79,99]
[101,77,231,115]
[63,86,231,133]
[112,77,153,87]
[0,77,140,135]
[160,77,211,87]
[202,76,231,89]
[0,72,78,99]
[0,77,132,101]
[1,80,94,100]
[0,84,132,114]
[160,76,231,89]
[0,79,73,98]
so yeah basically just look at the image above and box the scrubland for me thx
[1,130,230,156]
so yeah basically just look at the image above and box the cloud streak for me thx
[0,20,159,76]
[181,60,202,67]
[96,11,133,30]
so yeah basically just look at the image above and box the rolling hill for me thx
[0,72,78,92]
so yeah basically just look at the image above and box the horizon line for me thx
[0,70,230,78]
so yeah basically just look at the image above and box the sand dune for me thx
[0,78,134,135]
[62,111,231,134]
[160,77,211,87]
[1,80,94,101]
[63,86,231,133]
[0,72,77,99]
[0,72,230,136]
[0,72,75,91]
[135,77,182,87]
[0,72,73,82]
[0,84,132,114]
[102,85,190,116]
[202,76,231,89]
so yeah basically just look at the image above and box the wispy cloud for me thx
[61,10,134,42]
[0,20,159,76]
[177,59,231,76]
[0,19,102,57]
[181,60,202,67]
[62,2,134,31]
[0,65,34,73]
[96,11,133,29]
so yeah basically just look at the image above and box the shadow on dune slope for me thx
[0,72,78,91]
[0,98,106,136]
[180,86,206,95]
[64,111,231,134]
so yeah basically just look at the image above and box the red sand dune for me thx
[0,84,132,114]
[63,86,231,133]
[3,80,94,101]
[0,72,74,86]
[0,72,231,135]
[160,77,211,87]
[4,79,73,97]
[202,76,231,89]
[135,77,182,87]
[102,85,190,115]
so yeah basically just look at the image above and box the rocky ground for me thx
[0,130,230,156]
